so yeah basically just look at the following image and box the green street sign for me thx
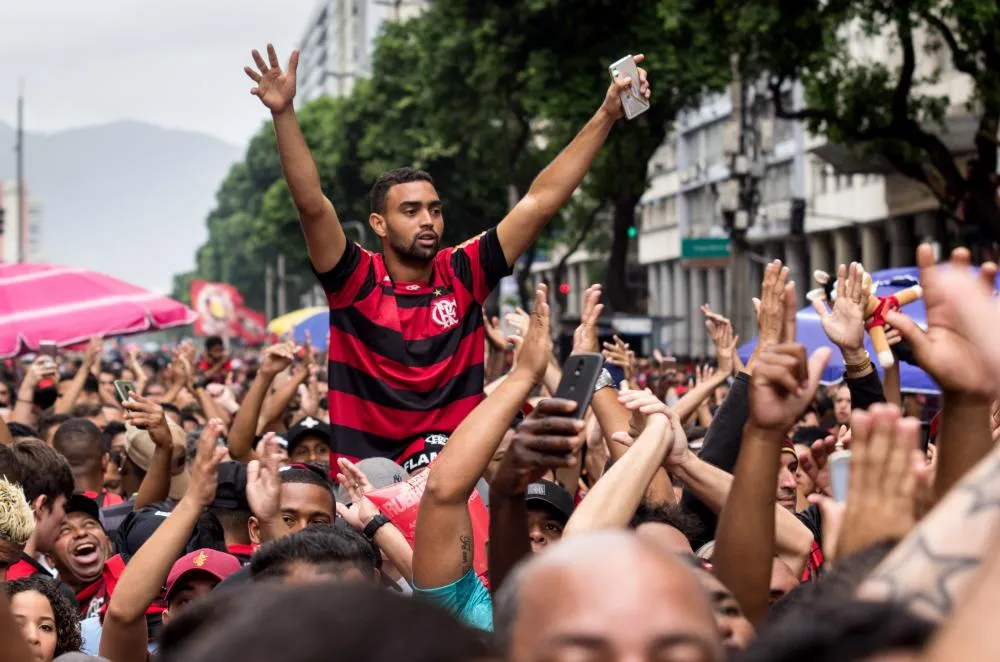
[682,237,730,261]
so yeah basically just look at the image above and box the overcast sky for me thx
[0,0,319,146]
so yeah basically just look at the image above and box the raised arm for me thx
[495,57,650,266]
[414,285,551,590]
[245,43,346,272]
[228,343,295,462]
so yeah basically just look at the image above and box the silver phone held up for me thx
[828,446,852,503]
[609,55,650,120]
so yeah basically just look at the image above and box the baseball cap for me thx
[65,493,102,527]
[525,480,575,523]
[123,420,189,500]
[211,462,249,511]
[285,417,333,455]
[334,457,408,504]
[165,549,241,601]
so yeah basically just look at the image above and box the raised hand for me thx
[572,285,604,354]
[334,458,380,531]
[490,398,584,498]
[123,394,172,449]
[24,355,57,389]
[259,341,296,377]
[601,54,651,121]
[483,313,508,352]
[749,281,831,433]
[246,432,283,521]
[814,263,869,356]
[84,337,103,368]
[512,284,553,382]
[245,43,300,114]
[187,419,228,508]
[615,385,670,441]
[886,245,998,397]
[602,335,635,383]
[505,307,531,339]
[750,260,792,368]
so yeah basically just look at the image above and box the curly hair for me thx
[6,575,82,657]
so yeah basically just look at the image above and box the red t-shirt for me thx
[314,228,510,467]
[7,553,49,581]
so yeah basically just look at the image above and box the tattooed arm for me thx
[857,445,1000,621]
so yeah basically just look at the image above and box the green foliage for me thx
[659,0,1000,243]
[175,0,733,312]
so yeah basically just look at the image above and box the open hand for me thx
[123,394,172,448]
[187,419,228,509]
[572,285,603,354]
[247,433,284,521]
[814,262,868,354]
[483,313,508,352]
[245,44,299,114]
[260,341,297,377]
[886,245,997,397]
[512,284,553,383]
[334,458,380,531]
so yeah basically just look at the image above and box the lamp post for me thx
[718,54,770,341]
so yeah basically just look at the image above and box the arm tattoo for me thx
[862,453,1000,621]
[460,535,474,575]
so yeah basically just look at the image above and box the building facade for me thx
[638,27,974,359]
[0,180,43,264]
[297,0,430,103]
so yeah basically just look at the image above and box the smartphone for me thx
[609,55,650,120]
[553,353,604,420]
[39,340,57,358]
[113,380,137,405]
[828,447,851,503]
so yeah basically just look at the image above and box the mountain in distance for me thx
[0,120,241,293]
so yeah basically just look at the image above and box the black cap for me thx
[285,417,333,454]
[525,480,575,523]
[66,493,102,526]
[211,462,249,511]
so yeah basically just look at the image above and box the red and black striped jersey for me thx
[313,227,510,466]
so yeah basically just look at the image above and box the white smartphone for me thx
[828,447,851,503]
[609,55,650,120]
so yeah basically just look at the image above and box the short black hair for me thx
[101,420,127,453]
[38,411,72,441]
[280,464,333,492]
[205,336,224,351]
[250,523,380,582]
[7,575,82,656]
[739,598,933,662]
[52,417,104,475]
[6,422,41,441]
[629,501,704,543]
[369,167,434,215]
[161,582,491,662]
[10,439,74,505]
[0,445,21,483]
[70,402,103,419]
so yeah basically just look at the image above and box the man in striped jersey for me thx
[244,43,650,468]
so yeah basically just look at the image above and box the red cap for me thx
[165,549,241,601]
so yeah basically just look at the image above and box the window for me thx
[687,188,715,233]
[703,121,725,167]
[762,162,793,204]
[683,131,702,166]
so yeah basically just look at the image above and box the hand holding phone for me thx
[553,353,605,419]
[39,340,57,358]
[114,380,138,405]
[609,54,650,120]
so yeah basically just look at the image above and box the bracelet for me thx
[363,513,391,540]
[844,357,873,379]
[842,350,871,370]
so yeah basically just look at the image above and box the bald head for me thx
[497,531,723,662]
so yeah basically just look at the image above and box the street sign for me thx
[682,237,730,267]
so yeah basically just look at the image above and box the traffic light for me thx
[558,283,571,295]
[627,225,638,239]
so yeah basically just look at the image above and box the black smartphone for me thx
[553,353,604,420]
[113,380,137,405]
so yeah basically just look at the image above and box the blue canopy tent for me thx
[291,309,330,353]
[737,266,964,394]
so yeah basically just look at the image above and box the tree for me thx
[659,0,1000,248]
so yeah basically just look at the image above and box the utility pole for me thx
[721,54,764,341]
[265,264,275,321]
[15,82,25,263]
[277,254,287,317]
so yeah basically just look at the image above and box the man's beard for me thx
[388,228,439,264]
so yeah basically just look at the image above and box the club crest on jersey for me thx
[431,297,459,330]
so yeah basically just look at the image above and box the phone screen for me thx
[39,341,57,358]
[114,380,137,404]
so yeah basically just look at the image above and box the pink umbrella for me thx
[0,263,197,358]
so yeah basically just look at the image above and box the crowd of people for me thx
[2,41,1000,662]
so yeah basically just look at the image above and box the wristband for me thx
[363,513,391,540]
[593,368,614,393]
